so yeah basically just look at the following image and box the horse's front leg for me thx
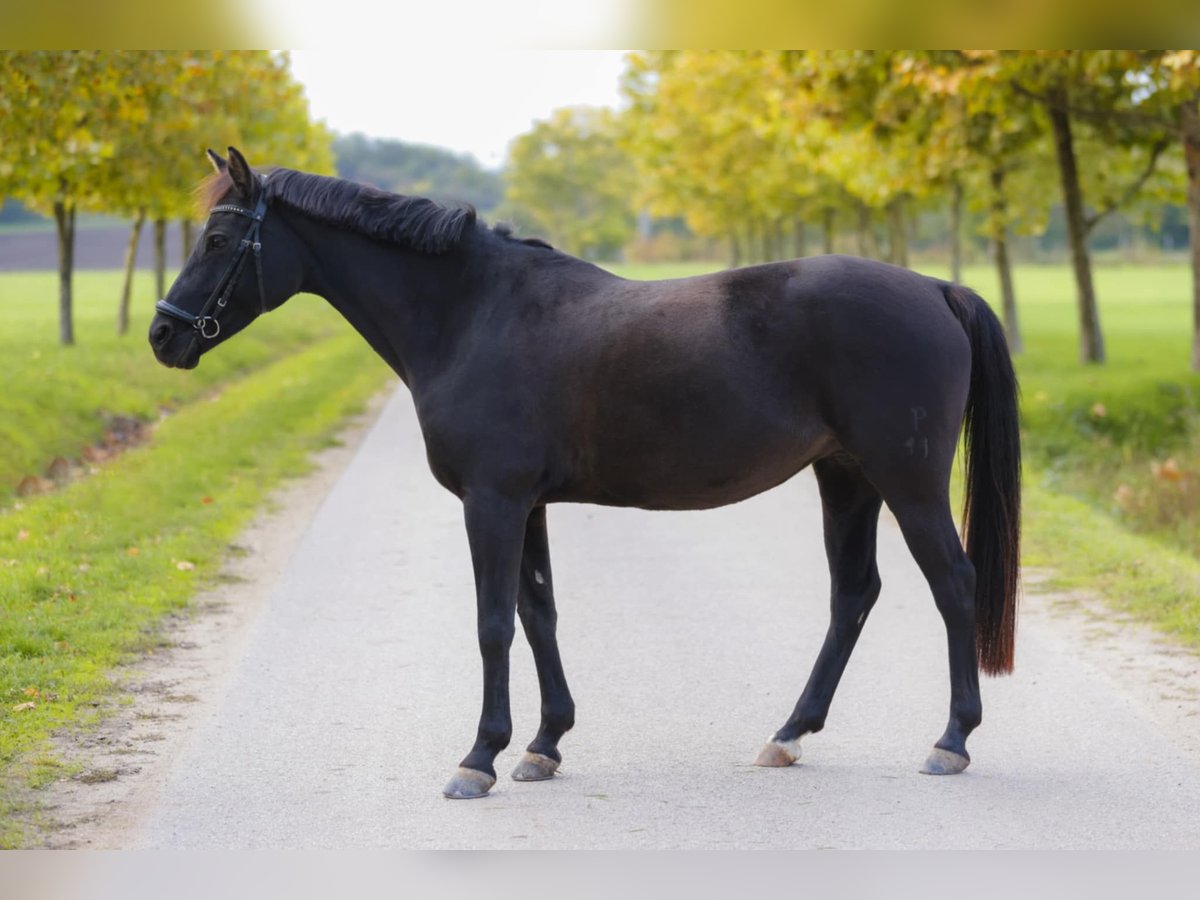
[443,490,531,799]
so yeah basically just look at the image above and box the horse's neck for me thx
[292,217,475,388]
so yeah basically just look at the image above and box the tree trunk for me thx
[990,167,1022,354]
[855,203,879,259]
[995,233,1022,354]
[53,200,76,346]
[153,217,167,299]
[118,208,147,336]
[950,179,964,283]
[1183,104,1200,372]
[794,219,807,258]
[822,207,835,254]
[886,197,908,267]
[729,229,742,268]
[1048,89,1105,363]
[182,218,195,261]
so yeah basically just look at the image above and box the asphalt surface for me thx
[129,389,1200,849]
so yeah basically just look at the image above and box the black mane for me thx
[493,222,554,250]
[263,169,477,254]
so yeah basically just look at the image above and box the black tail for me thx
[942,283,1021,676]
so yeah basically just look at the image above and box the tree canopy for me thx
[0,51,332,344]
[505,106,636,260]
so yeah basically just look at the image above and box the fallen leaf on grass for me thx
[46,457,72,484]
[1151,458,1183,483]
[175,560,196,571]
[17,529,30,541]
[200,496,213,505]
[16,476,52,497]
[127,547,140,557]
[82,445,108,463]
[12,702,36,713]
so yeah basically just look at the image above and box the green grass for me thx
[0,271,393,846]
[0,271,359,506]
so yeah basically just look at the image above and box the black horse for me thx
[150,148,1020,799]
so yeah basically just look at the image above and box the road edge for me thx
[30,384,398,849]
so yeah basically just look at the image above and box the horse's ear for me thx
[206,148,227,174]
[226,146,256,197]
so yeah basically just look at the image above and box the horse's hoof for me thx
[442,767,496,799]
[753,738,801,767]
[511,751,560,782]
[920,747,970,775]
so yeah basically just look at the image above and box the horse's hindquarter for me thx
[791,257,973,489]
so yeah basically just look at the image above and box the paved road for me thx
[129,389,1200,848]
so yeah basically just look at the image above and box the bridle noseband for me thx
[155,192,269,340]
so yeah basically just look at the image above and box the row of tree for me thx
[506,51,1200,369]
[0,51,333,345]
[632,51,1200,367]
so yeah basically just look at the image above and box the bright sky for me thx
[286,49,629,170]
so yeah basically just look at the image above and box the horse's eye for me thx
[206,234,228,252]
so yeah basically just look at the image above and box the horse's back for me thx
[536,255,970,509]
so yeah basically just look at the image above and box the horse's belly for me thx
[547,304,830,509]
[559,412,835,511]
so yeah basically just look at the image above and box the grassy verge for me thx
[0,270,359,506]
[0,318,392,847]
[1021,480,1200,638]
[939,265,1200,647]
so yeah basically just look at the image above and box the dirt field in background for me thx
[0,224,187,272]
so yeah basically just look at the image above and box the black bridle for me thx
[155,192,268,340]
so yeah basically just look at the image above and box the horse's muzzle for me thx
[149,315,201,369]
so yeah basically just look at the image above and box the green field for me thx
[1,260,1199,845]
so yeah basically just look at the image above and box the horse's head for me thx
[149,147,304,369]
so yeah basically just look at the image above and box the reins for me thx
[155,191,269,340]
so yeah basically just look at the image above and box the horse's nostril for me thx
[150,322,173,348]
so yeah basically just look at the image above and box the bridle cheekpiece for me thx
[155,191,269,340]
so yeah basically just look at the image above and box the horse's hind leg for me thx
[756,456,883,767]
[510,506,575,782]
[888,498,980,775]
